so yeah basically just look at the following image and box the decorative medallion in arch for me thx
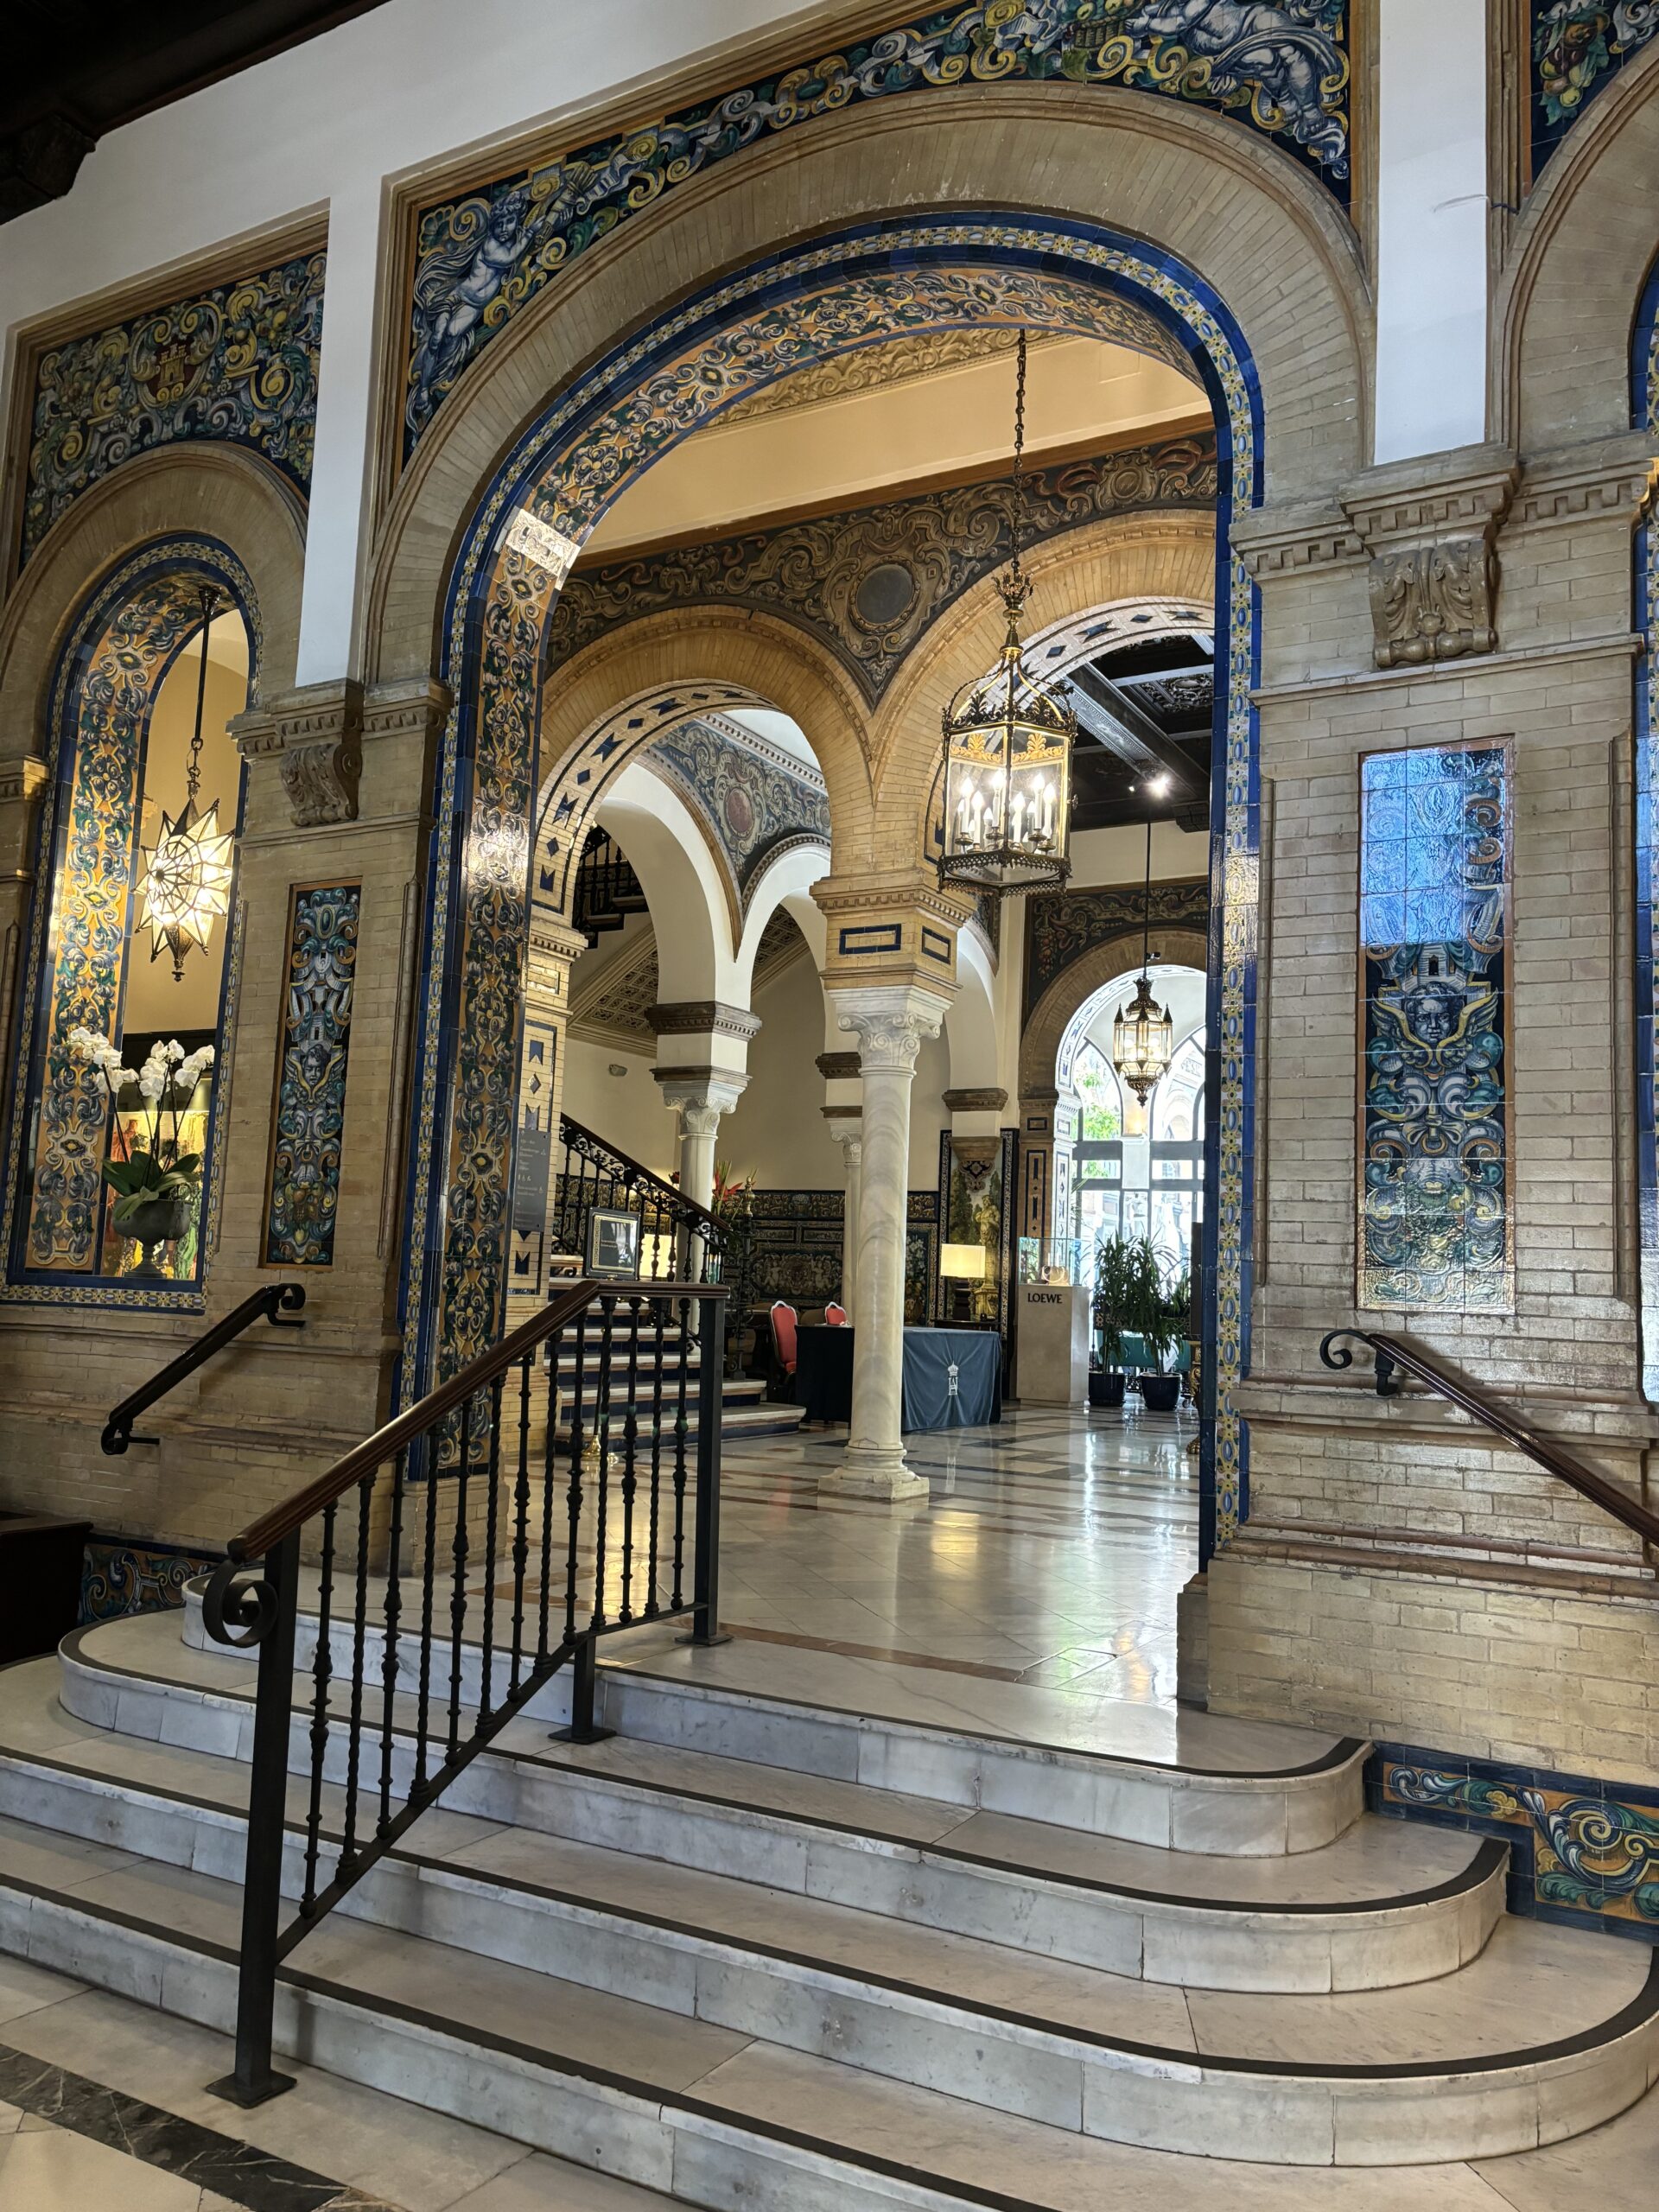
[407,213,1262,1552]
[1,537,260,1308]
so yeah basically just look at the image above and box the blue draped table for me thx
[795,1325,1001,1431]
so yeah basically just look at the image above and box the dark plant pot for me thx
[1138,1373,1181,1414]
[1088,1370,1127,1410]
[123,1189,193,1278]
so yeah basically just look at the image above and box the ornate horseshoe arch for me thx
[404,212,1264,1550]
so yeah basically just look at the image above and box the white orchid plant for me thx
[67,1028,215,1228]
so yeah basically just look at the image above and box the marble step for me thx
[162,1599,1367,1859]
[46,1630,1500,1991]
[0,1808,1652,2175]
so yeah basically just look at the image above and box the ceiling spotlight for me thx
[1147,772,1172,797]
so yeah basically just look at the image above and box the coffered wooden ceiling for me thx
[3,2,390,219]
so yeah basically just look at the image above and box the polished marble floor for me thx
[712,1404,1199,1703]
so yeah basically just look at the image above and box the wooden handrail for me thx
[225,1278,726,1564]
[102,1281,306,1455]
[559,1110,726,1240]
[1319,1329,1659,1550]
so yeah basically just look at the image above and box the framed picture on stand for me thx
[586,1207,642,1281]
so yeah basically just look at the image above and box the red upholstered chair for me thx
[823,1302,848,1327]
[769,1301,799,1376]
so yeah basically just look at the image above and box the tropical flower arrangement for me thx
[709,1160,757,1222]
[67,1027,215,1230]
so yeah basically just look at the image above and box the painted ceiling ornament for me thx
[402,0,1349,450]
[137,588,235,982]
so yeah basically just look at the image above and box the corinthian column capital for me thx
[830,984,949,1073]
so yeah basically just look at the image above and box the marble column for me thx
[825,1117,862,1317]
[820,985,947,1499]
[655,1070,747,1282]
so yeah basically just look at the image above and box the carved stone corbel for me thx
[1341,448,1519,671]
[273,679,364,827]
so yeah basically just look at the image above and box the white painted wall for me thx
[560,1036,675,1177]
[1373,0,1490,462]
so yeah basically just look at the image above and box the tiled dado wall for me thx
[79,1536,221,1625]
[1373,1744,1659,1943]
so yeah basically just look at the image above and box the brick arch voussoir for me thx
[1497,40,1659,450]
[366,80,1368,690]
[1020,926,1211,1103]
[0,444,306,750]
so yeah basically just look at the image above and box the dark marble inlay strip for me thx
[0,2042,400,2211]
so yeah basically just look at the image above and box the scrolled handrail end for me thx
[269,1281,307,1325]
[1319,1330,1359,1372]
[202,1555,278,1649]
[100,1421,129,1456]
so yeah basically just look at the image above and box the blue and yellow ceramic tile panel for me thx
[401,0,1349,453]
[1358,741,1513,1314]
[22,249,325,566]
[264,884,360,1268]
[1530,3,1659,180]
[1376,1745,1659,1942]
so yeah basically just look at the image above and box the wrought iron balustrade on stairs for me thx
[201,1274,728,2107]
[555,1112,731,1288]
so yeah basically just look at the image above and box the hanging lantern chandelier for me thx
[138,586,236,984]
[1113,817,1173,1102]
[937,329,1074,899]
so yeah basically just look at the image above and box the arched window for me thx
[4,541,254,1301]
[1074,1039,1123,1140]
[1153,1033,1207,1142]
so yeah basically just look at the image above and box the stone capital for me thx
[653,1068,748,1135]
[943,1087,1007,1116]
[1340,443,1520,671]
[647,1000,762,1043]
[0,754,50,880]
[829,982,949,1073]
[256,679,365,828]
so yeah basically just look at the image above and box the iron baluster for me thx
[509,1352,532,1698]
[301,1502,335,1917]
[691,1302,726,1646]
[479,1373,503,1728]
[448,1394,472,1759]
[620,1295,640,1624]
[340,1475,372,1875]
[671,1294,691,1610]
[204,1532,301,2107]
[591,1295,615,1630]
[414,1450,437,1792]
[646,1294,665,1616]
[378,1452,405,1837]
[564,1310,588,1646]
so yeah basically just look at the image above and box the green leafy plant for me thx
[1091,1233,1162,1371]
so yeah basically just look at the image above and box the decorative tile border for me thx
[1,537,259,1310]
[1634,257,1659,1396]
[20,245,325,565]
[400,2,1348,453]
[403,213,1262,1568]
[264,883,361,1268]
[1372,1740,1659,1941]
[79,1535,222,1624]
[1530,2,1659,181]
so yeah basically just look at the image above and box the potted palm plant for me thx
[1138,1263,1190,1414]
[1090,1233,1156,1409]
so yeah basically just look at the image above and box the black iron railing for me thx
[102,1281,306,1454]
[1319,1328,1659,1549]
[202,1275,727,2107]
[555,1113,730,1287]
[573,827,647,944]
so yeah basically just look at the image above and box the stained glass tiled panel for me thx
[1358,742,1512,1313]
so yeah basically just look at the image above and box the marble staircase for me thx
[0,1603,1653,2206]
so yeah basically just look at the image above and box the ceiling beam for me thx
[1066,664,1207,798]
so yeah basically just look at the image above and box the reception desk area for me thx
[795,1325,1001,1431]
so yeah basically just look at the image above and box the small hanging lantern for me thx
[1112,819,1173,1102]
[137,586,235,982]
[938,330,1073,899]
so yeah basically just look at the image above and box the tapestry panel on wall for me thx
[739,1188,939,1325]
[20,247,326,567]
[1530,3,1659,178]
[1024,877,1211,1017]
[1357,742,1512,1313]
[936,1128,1019,1335]
[402,3,1349,452]
[264,884,360,1267]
